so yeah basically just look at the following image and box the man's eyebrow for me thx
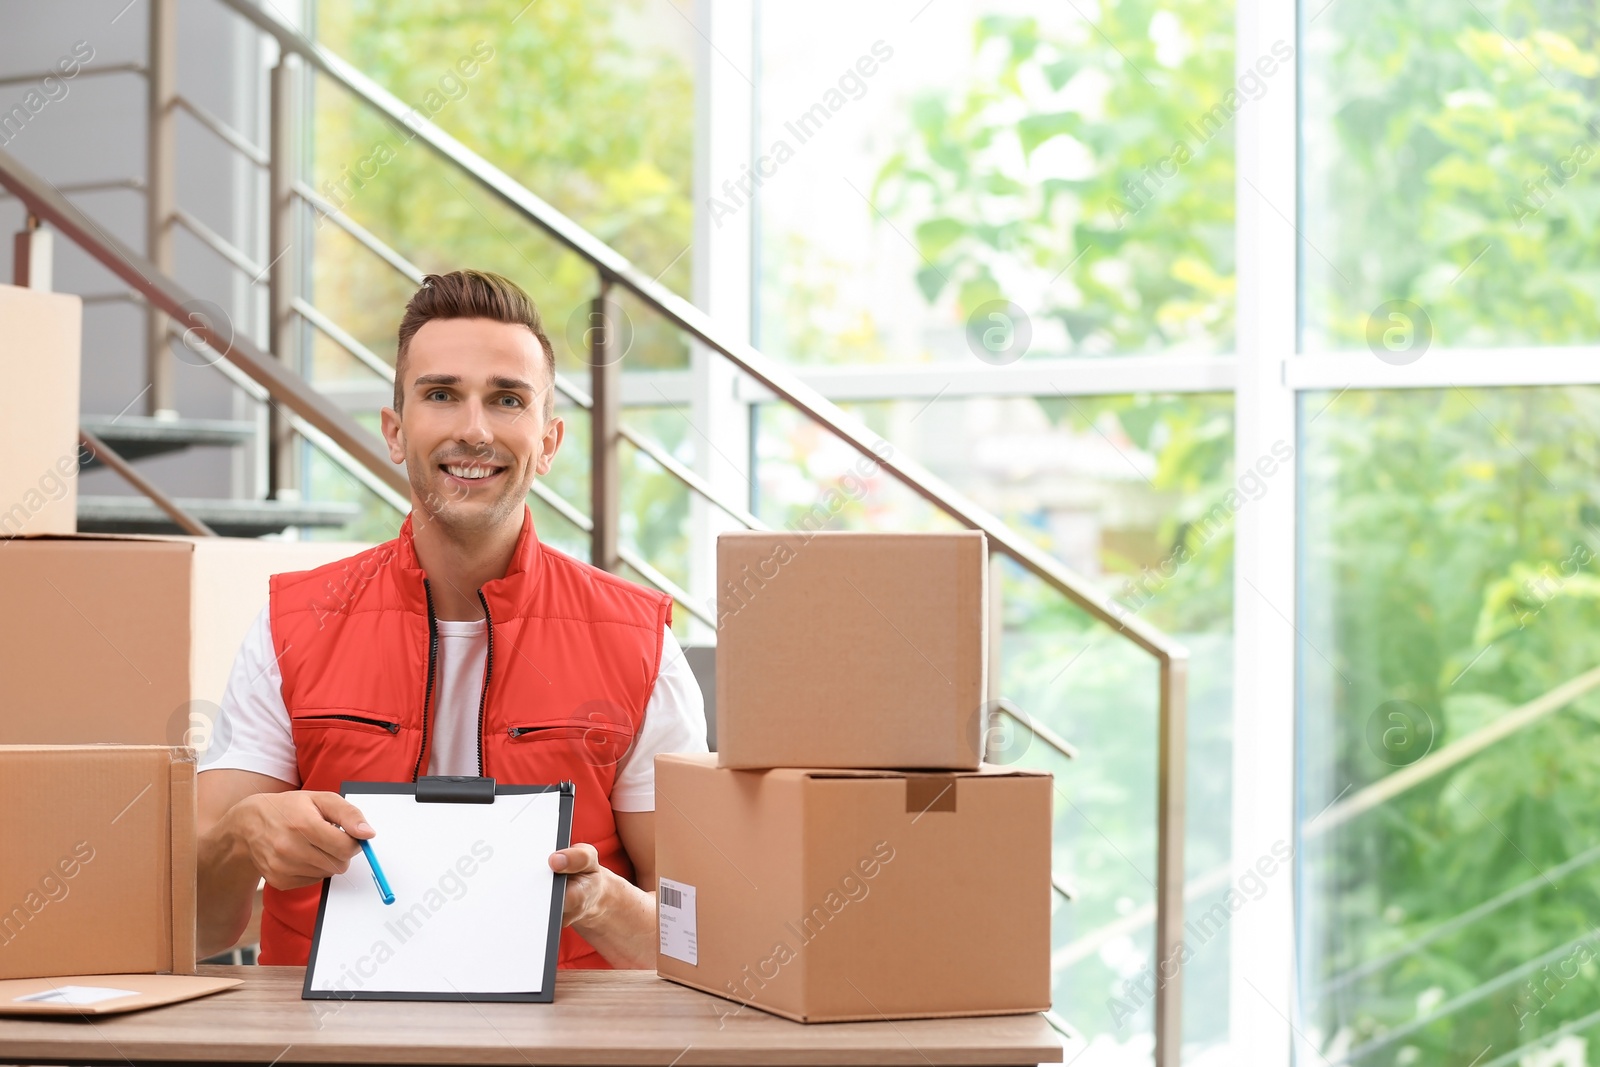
[412,373,535,392]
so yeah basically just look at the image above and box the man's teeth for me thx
[444,464,500,480]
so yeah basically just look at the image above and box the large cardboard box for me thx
[0,534,369,747]
[716,530,988,770]
[0,284,82,537]
[655,753,1051,1022]
[0,745,196,980]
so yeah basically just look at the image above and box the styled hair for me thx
[394,269,556,418]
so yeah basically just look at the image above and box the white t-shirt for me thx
[200,606,707,811]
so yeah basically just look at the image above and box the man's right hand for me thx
[227,790,374,891]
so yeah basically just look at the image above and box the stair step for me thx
[79,414,256,467]
[76,496,361,537]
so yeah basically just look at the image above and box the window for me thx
[1291,2,1600,1064]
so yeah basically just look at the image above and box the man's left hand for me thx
[550,843,614,926]
[546,841,658,968]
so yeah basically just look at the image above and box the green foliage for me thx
[1305,0,1600,348]
[314,0,694,349]
[1288,0,1600,1059]
[1301,386,1600,1063]
[874,3,1238,354]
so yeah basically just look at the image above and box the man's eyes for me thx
[423,390,523,407]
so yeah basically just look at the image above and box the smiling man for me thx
[195,270,706,969]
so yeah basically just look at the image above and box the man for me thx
[196,270,706,969]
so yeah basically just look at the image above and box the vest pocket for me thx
[505,719,635,769]
[294,712,401,735]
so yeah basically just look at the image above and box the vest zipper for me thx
[475,589,495,777]
[301,714,399,733]
[414,578,440,782]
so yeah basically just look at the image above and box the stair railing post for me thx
[1154,652,1189,1067]
[267,52,302,501]
[145,0,177,418]
[13,214,52,290]
[590,275,620,573]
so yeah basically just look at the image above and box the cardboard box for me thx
[655,753,1051,1022]
[0,745,196,980]
[0,534,369,747]
[0,284,82,537]
[716,530,988,770]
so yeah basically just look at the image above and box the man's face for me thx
[379,317,563,536]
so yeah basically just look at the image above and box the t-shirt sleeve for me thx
[198,603,301,787]
[610,624,709,812]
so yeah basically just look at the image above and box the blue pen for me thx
[359,838,395,905]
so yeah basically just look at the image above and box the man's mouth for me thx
[439,462,507,484]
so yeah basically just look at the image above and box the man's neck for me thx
[410,507,525,621]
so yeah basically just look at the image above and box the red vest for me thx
[258,505,672,969]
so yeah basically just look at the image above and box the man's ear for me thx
[380,406,407,465]
[535,415,565,476]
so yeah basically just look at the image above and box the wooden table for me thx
[0,965,1065,1066]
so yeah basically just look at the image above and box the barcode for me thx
[659,884,683,909]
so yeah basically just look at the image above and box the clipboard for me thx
[302,776,574,1003]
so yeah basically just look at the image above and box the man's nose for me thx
[455,397,493,447]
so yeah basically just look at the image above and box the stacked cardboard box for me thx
[0,745,197,980]
[0,533,369,749]
[656,531,1053,1022]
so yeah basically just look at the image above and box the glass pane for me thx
[1298,386,1600,1063]
[1302,0,1600,350]
[757,393,1237,1060]
[758,0,1237,365]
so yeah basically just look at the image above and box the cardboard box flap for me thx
[659,755,1051,781]
[802,765,1052,780]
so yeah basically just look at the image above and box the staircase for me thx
[0,4,1191,1062]
[73,415,354,535]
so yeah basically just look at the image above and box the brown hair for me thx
[394,269,556,418]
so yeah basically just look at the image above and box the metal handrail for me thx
[174,93,269,167]
[292,296,393,380]
[292,179,425,285]
[617,423,766,532]
[213,3,1191,1055]
[618,545,715,629]
[172,206,264,278]
[1330,927,1600,1066]
[1307,662,1600,836]
[997,698,1079,761]
[0,62,145,89]
[0,177,144,202]
[79,428,216,536]
[1317,841,1600,999]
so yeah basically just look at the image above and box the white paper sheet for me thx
[14,986,140,1006]
[307,789,564,996]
